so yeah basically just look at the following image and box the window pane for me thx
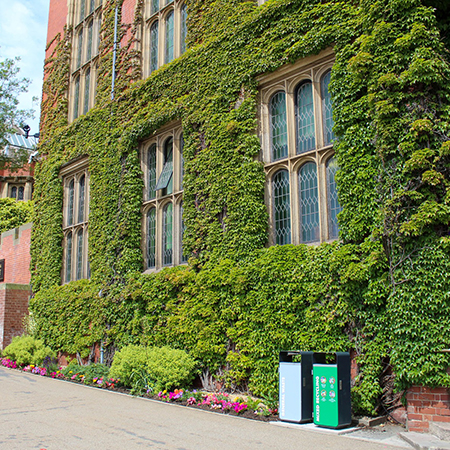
[77,29,83,68]
[148,144,157,199]
[180,202,188,263]
[83,68,91,115]
[76,229,84,280]
[147,208,156,268]
[11,186,17,199]
[327,157,341,239]
[18,186,24,201]
[165,11,174,64]
[321,71,334,145]
[68,180,75,225]
[89,0,95,14]
[78,175,85,223]
[80,0,85,22]
[299,162,320,243]
[66,232,73,283]
[86,20,93,61]
[180,3,187,54]
[150,21,159,73]
[163,203,173,265]
[296,81,315,153]
[73,76,80,119]
[270,91,288,161]
[272,170,291,245]
[180,134,184,190]
[94,13,102,56]
[151,0,159,14]
[156,137,173,193]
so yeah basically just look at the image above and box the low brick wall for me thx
[0,283,30,350]
[406,385,450,432]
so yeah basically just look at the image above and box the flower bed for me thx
[0,357,278,421]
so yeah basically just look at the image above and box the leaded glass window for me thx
[78,175,85,223]
[326,157,341,239]
[10,186,17,199]
[77,29,83,68]
[83,68,90,115]
[163,203,173,265]
[76,229,84,280]
[150,21,159,73]
[86,20,93,62]
[321,71,334,146]
[89,0,95,15]
[151,0,159,15]
[299,162,320,243]
[180,202,188,263]
[18,186,24,201]
[273,170,291,245]
[180,3,187,55]
[73,76,80,119]
[79,0,85,22]
[296,81,315,153]
[68,180,75,226]
[148,144,157,200]
[147,208,156,268]
[66,232,73,283]
[270,91,288,161]
[156,137,173,193]
[165,11,174,64]
[180,134,184,190]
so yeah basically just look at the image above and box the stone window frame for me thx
[141,122,187,272]
[60,156,90,283]
[69,0,102,122]
[258,48,341,246]
[142,0,187,79]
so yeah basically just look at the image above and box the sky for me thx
[0,0,50,135]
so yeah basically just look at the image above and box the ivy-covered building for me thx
[34,0,450,432]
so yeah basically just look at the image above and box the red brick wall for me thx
[0,223,32,285]
[46,0,68,60]
[121,0,137,47]
[0,285,29,350]
[406,385,450,432]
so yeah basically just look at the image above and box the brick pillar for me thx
[406,385,450,432]
[0,283,30,350]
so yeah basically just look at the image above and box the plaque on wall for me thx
[0,259,4,282]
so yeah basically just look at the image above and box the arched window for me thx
[76,229,84,280]
[326,157,341,239]
[147,208,156,268]
[148,144,157,200]
[10,186,17,199]
[156,136,173,195]
[296,81,315,153]
[18,186,24,201]
[79,0,86,22]
[272,170,291,245]
[162,203,173,265]
[68,180,75,226]
[298,162,319,243]
[89,0,95,15]
[86,20,93,62]
[73,76,80,120]
[150,21,159,73]
[180,3,187,55]
[165,11,174,64]
[270,91,288,161]
[180,202,188,263]
[321,71,334,146]
[83,68,91,115]
[76,29,83,68]
[66,232,73,283]
[78,175,85,223]
[180,134,184,190]
[151,0,159,15]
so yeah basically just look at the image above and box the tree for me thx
[0,198,33,233]
[0,54,34,166]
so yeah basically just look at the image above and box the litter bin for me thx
[279,351,314,423]
[312,352,351,429]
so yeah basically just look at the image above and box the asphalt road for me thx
[0,366,404,450]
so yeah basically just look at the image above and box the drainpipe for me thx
[111,3,119,101]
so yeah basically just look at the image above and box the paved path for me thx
[0,367,405,449]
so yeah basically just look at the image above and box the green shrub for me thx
[3,335,56,366]
[61,361,110,383]
[110,344,197,391]
[109,345,149,386]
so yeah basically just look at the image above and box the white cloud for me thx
[0,0,50,133]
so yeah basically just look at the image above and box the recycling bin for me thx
[312,352,351,429]
[279,351,314,423]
